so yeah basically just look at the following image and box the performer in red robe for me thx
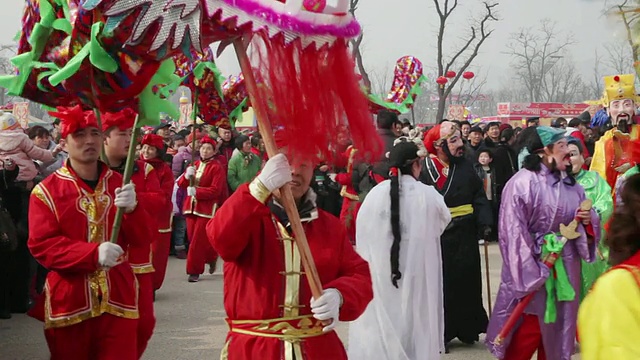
[27,106,152,360]
[334,145,361,245]
[140,134,175,292]
[177,136,228,282]
[207,151,373,360]
[103,109,164,358]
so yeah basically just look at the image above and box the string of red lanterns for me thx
[436,70,475,87]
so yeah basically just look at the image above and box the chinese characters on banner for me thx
[179,101,192,129]
[447,105,466,120]
[497,103,591,118]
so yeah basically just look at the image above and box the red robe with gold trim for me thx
[178,158,228,275]
[141,156,174,291]
[590,126,640,190]
[206,184,373,360]
[178,158,228,218]
[334,146,361,245]
[113,159,163,358]
[27,163,152,329]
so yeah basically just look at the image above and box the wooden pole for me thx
[93,109,109,166]
[190,88,199,187]
[109,115,140,243]
[483,240,492,316]
[233,38,324,300]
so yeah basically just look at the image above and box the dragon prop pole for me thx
[484,240,492,317]
[233,38,324,300]
[190,88,199,187]
[93,109,110,166]
[109,114,141,244]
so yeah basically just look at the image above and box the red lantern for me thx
[463,71,475,80]
[445,71,456,78]
[436,76,448,85]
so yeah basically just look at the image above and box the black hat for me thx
[469,125,483,134]
[153,122,171,133]
[577,111,591,124]
[526,117,540,124]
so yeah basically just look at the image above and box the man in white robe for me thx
[348,138,451,360]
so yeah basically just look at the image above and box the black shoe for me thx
[0,310,11,319]
[458,335,479,345]
[444,342,450,354]
[188,274,199,283]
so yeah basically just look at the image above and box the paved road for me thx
[0,243,579,359]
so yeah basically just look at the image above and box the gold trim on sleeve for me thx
[249,178,271,204]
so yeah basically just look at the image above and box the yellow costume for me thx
[589,74,639,190]
[578,267,640,360]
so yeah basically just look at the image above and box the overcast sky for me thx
[0,0,625,91]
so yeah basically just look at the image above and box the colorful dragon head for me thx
[4,0,379,160]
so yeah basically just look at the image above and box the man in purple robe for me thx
[485,126,599,360]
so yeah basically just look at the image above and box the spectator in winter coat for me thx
[371,110,400,180]
[28,126,67,180]
[466,125,485,162]
[250,133,268,163]
[172,130,203,178]
[473,149,499,242]
[0,113,63,185]
[492,127,518,204]
[217,124,235,166]
[227,135,262,192]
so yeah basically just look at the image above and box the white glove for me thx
[114,183,137,213]
[185,166,196,179]
[187,186,196,197]
[310,288,342,332]
[257,153,292,192]
[98,242,124,268]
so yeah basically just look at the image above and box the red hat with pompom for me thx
[101,108,137,132]
[49,105,98,138]
[141,134,164,150]
[200,136,217,147]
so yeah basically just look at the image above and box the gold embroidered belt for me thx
[227,315,325,342]
[449,204,473,218]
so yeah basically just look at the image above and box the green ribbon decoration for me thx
[542,233,576,324]
[0,0,72,96]
[138,59,181,127]
[228,97,248,128]
[192,61,225,98]
[367,74,428,114]
[49,22,118,86]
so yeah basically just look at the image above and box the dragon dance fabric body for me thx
[368,56,427,115]
[3,0,380,162]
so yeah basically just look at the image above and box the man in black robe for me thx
[420,121,493,353]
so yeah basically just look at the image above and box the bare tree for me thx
[606,0,640,67]
[588,49,604,100]
[369,67,392,99]
[433,1,498,121]
[544,59,587,103]
[603,41,634,74]
[349,0,371,91]
[505,19,579,102]
[0,44,17,106]
[453,71,488,109]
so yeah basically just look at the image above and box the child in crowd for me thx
[474,149,498,242]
